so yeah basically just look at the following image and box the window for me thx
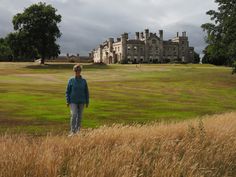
[134,46,137,51]
[152,39,156,44]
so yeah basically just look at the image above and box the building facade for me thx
[91,29,194,64]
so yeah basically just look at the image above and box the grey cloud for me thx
[0,8,14,37]
[0,0,217,55]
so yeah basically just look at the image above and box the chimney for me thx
[145,29,149,38]
[177,32,179,37]
[182,31,187,37]
[135,32,140,40]
[159,30,163,40]
[140,32,144,39]
[117,37,121,42]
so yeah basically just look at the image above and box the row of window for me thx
[126,46,186,52]
[165,47,186,51]
[148,46,160,50]
[127,56,160,59]
[163,52,185,56]
[127,46,143,51]
[114,46,121,52]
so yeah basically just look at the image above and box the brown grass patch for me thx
[0,112,236,177]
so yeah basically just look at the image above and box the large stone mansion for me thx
[91,29,195,64]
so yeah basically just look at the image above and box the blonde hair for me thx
[73,64,82,72]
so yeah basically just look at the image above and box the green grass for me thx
[0,62,236,134]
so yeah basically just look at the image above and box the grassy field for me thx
[0,62,236,134]
[1,112,235,177]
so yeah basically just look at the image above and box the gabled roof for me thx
[147,34,160,40]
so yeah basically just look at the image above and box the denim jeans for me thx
[70,103,84,133]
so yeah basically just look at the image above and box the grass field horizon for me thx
[0,62,236,134]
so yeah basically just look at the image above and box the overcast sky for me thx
[0,0,217,56]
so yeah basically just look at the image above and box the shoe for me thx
[68,133,74,137]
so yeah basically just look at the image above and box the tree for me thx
[6,32,38,61]
[193,52,200,64]
[201,0,236,66]
[0,38,12,61]
[12,2,61,64]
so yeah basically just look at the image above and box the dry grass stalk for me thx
[0,112,236,177]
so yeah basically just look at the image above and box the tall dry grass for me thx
[0,112,236,177]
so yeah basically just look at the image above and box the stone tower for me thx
[121,33,128,63]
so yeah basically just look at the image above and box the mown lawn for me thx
[0,62,236,134]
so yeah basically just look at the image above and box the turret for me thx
[159,30,164,61]
[121,33,128,63]
[121,33,128,43]
[108,38,114,52]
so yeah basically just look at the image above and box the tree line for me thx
[201,0,236,73]
[0,2,61,64]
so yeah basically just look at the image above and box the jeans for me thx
[70,103,84,133]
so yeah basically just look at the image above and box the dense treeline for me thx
[201,0,236,73]
[0,2,61,64]
[0,38,12,61]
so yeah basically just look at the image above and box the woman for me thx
[66,64,89,136]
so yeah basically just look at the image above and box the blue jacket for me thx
[66,76,89,105]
